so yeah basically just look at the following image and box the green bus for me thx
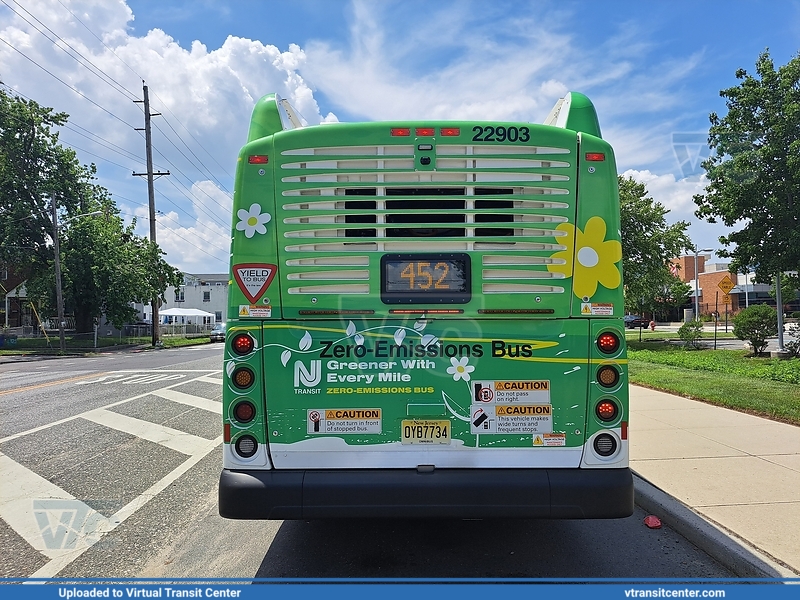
[218,92,633,519]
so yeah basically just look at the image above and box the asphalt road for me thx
[0,345,737,579]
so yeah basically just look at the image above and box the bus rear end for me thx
[219,92,633,519]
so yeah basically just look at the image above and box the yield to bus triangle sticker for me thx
[233,263,277,303]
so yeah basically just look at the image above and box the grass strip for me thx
[628,359,800,425]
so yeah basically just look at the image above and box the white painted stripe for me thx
[0,370,20,380]
[151,388,222,414]
[194,374,223,385]
[0,371,220,444]
[27,436,222,579]
[0,453,112,560]
[81,409,211,455]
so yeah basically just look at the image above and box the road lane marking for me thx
[0,371,221,445]
[0,452,112,561]
[151,388,222,414]
[81,409,211,456]
[27,435,222,579]
[0,372,110,397]
[194,374,223,385]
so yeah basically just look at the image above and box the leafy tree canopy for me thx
[1,90,182,333]
[619,175,692,314]
[693,50,800,282]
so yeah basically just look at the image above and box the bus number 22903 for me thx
[472,125,530,143]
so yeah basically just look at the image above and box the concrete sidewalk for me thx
[630,385,800,577]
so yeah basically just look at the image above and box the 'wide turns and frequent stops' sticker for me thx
[233,263,277,303]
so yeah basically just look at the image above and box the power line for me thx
[0,36,137,129]
[1,0,139,102]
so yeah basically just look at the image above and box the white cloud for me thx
[622,169,733,252]
[0,0,334,273]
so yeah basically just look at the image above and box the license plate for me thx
[401,420,451,445]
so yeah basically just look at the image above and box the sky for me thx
[1,0,799,274]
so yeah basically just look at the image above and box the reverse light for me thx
[232,333,255,355]
[248,155,269,164]
[391,128,411,136]
[596,331,620,354]
[593,433,618,457]
[235,435,258,458]
[232,367,255,389]
[585,152,605,162]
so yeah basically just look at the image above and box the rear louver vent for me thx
[279,143,574,296]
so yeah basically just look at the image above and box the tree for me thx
[618,176,693,314]
[768,273,799,311]
[732,304,778,355]
[1,90,182,334]
[693,51,800,282]
[0,90,84,279]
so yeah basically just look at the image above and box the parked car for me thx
[623,315,648,329]
[209,323,226,342]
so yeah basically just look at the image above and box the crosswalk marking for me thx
[0,453,110,560]
[81,409,213,456]
[195,374,223,385]
[151,388,222,414]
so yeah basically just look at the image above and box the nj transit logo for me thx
[294,360,321,387]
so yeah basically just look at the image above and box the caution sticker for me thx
[473,380,550,404]
[233,263,277,303]
[542,433,566,446]
[307,408,382,434]
[239,305,271,318]
[469,404,553,434]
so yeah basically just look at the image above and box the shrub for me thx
[677,320,703,349]
[732,304,778,355]
[786,324,800,358]
[792,311,800,319]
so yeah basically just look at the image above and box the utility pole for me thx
[51,198,66,353]
[134,82,169,347]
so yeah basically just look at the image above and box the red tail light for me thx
[391,128,411,136]
[415,127,435,136]
[248,155,269,164]
[596,331,620,354]
[440,127,460,136]
[596,399,619,422]
[232,333,254,355]
[585,152,605,162]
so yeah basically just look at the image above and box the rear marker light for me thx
[597,365,620,388]
[248,155,269,164]
[585,152,605,161]
[415,127,435,136]
[596,331,620,354]
[233,401,256,423]
[235,435,258,458]
[594,433,617,457]
[391,128,411,136]
[232,367,255,389]
[440,127,460,136]
[596,399,619,422]
[232,333,254,355]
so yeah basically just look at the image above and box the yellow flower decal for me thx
[547,216,621,298]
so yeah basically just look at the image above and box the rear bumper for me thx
[218,467,633,520]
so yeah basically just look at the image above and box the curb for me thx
[633,473,798,578]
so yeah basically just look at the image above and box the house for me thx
[137,273,229,325]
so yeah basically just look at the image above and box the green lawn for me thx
[628,341,800,425]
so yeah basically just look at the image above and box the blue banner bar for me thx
[2,581,799,600]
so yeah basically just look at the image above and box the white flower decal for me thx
[236,203,271,238]
[446,356,475,382]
